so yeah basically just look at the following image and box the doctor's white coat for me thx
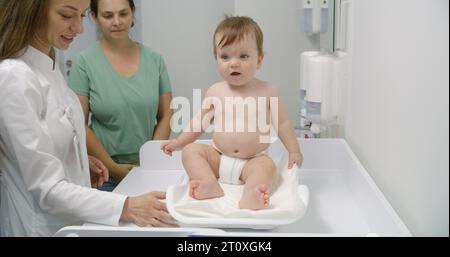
[0,47,127,237]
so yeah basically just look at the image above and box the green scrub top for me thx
[68,42,172,165]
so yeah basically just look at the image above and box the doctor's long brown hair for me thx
[0,0,49,61]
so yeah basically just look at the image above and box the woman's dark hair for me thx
[90,0,136,16]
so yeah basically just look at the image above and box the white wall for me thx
[141,0,323,133]
[346,0,449,236]
[141,0,233,108]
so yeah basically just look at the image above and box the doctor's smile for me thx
[61,35,76,45]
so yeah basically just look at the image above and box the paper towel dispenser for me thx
[299,51,349,137]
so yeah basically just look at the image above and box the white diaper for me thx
[212,142,268,185]
[218,155,247,185]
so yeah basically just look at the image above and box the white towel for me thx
[166,154,309,229]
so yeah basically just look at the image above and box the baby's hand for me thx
[160,139,181,156]
[288,152,304,170]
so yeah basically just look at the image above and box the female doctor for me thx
[0,0,176,237]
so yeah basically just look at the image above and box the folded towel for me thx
[166,154,309,229]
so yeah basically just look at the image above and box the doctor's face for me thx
[35,0,89,52]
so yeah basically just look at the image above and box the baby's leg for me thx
[238,155,276,210]
[182,143,223,200]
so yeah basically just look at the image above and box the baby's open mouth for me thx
[231,72,241,76]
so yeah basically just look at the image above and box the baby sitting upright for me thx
[161,16,303,210]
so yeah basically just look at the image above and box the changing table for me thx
[55,139,410,237]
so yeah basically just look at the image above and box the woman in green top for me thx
[69,0,173,191]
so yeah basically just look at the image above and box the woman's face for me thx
[93,0,134,40]
[35,0,90,52]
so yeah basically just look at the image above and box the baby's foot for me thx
[189,180,224,200]
[239,184,270,210]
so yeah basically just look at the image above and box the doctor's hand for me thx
[160,139,182,156]
[88,155,109,188]
[120,192,178,227]
[288,152,304,170]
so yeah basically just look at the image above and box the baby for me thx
[162,16,303,210]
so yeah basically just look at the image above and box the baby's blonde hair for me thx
[213,15,264,59]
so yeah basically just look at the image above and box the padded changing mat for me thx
[166,154,309,229]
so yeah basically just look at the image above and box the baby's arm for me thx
[270,88,303,169]
[161,111,208,155]
[161,88,216,156]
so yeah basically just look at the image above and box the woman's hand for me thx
[88,155,109,188]
[288,152,304,169]
[120,192,178,227]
